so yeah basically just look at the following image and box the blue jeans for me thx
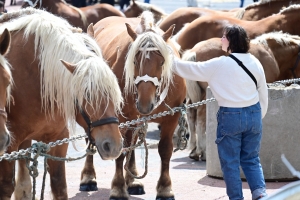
[215,102,267,200]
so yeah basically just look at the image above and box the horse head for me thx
[124,11,175,115]
[0,28,12,155]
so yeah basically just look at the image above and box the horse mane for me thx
[134,1,167,16]
[124,11,174,96]
[279,4,300,14]
[251,31,300,48]
[0,8,123,133]
[0,53,12,108]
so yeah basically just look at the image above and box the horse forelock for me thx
[279,4,300,14]
[124,30,174,96]
[0,8,123,133]
[251,32,300,48]
[0,56,12,108]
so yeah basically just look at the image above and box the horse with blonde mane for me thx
[159,0,300,35]
[0,29,12,156]
[184,32,300,161]
[22,0,125,31]
[124,0,167,23]
[176,4,300,52]
[81,11,185,200]
[0,7,123,199]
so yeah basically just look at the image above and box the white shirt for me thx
[173,53,268,118]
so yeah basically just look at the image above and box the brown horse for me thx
[176,4,300,52]
[0,28,12,156]
[21,0,125,31]
[81,11,186,199]
[159,0,300,35]
[184,32,300,161]
[124,0,167,23]
[0,7,123,199]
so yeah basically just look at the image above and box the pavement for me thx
[4,0,295,200]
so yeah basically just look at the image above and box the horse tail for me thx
[181,50,201,103]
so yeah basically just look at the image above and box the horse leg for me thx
[79,144,97,191]
[0,147,17,199]
[47,128,69,200]
[125,149,145,195]
[156,115,179,200]
[110,152,129,200]
[13,140,33,200]
[186,107,199,161]
[195,105,206,161]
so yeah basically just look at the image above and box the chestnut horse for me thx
[0,28,12,156]
[0,7,123,199]
[124,0,167,23]
[184,32,300,161]
[176,4,300,52]
[159,0,300,35]
[82,11,185,199]
[22,0,125,31]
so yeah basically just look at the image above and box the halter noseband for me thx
[23,0,42,8]
[78,105,119,146]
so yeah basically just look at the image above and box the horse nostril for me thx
[150,103,154,112]
[103,141,111,152]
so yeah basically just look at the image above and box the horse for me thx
[159,0,300,35]
[124,0,167,23]
[84,11,186,199]
[0,28,12,156]
[21,0,125,31]
[0,7,123,199]
[183,32,300,161]
[175,4,300,52]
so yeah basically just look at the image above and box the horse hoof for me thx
[79,182,98,191]
[109,197,128,200]
[156,196,175,200]
[189,154,200,161]
[127,186,145,195]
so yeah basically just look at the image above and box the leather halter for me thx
[0,108,7,120]
[79,107,119,146]
[290,44,300,78]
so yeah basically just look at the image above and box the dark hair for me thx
[224,25,250,53]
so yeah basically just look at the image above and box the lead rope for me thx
[123,122,149,179]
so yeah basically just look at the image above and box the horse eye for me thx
[161,61,164,66]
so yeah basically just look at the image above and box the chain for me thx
[174,104,189,152]
[2,77,299,161]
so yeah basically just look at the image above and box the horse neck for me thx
[242,0,297,20]
[253,11,300,37]
[268,40,300,79]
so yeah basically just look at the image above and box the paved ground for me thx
[4,0,295,200]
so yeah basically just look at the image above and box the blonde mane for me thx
[279,4,300,14]
[0,52,12,108]
[251,31,300,47]
[134,1,166,16]
[0,8,123,133]
[124,11,174,96]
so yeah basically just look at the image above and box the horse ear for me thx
[60,59,77,74]
[132,0,136,4]
[125,23,137,40]
[87,23,94,38]
[0,29,11,56]
[162,24,175,41]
